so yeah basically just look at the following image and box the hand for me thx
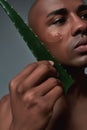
[0,95,12,130]
[9,61,64,130]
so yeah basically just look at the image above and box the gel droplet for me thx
[84,67,87,75]
[46,32,63,43]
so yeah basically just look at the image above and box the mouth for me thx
[74,37,87,54]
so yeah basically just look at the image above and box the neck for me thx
[63,65,87,96]
[63,65,86,80]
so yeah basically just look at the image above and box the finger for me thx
[22,78,62,105]
[17,61,57,94]
[9,62,38,86]
[44,86,63,109]
[34,77,62,96]
[9,61,55,97]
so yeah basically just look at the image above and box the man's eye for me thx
[80,13,87,20]
[52,18,66,25]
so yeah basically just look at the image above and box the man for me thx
[0,0,87,130]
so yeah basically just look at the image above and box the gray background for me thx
[0,0,87,98]
[0,0,36,98]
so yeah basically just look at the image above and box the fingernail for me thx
[49,60,54,66]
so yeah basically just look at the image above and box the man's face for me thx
[29,0,87,66]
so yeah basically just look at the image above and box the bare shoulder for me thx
[0,94,11,110]
[0,94,12,130]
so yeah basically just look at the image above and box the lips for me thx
[74,37,87,48]
[74,37,87,53]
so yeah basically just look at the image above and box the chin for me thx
[62,62,87,72]
[67,59,87,67]
[56,57,87,68]
[74,62,87,67]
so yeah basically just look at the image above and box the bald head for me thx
[28,0,40,30]
[28,0,53,33]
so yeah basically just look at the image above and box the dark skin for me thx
[0,0,87,130]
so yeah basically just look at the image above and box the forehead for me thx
[35,0,85,13]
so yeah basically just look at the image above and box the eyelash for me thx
[80,13,87,20]
[50,12,87,25]
[52,17,66,25]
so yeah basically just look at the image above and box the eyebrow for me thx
[77,5,87,13]
[47,8,68,17]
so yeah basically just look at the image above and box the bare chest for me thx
[65,98,87,130]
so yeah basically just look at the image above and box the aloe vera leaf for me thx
[0,0,74,93]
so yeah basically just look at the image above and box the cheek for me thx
[38,27,63,44]
[49,44,69,64]
[44,30,63,43]
[42,31,70,63]
[36,26,72,64]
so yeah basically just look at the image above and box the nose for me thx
[71,14,87,36]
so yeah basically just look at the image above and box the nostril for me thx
[75,29,82,35]
[72,29,83,36]
[83,29,87,35]
[72,27,87,36]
